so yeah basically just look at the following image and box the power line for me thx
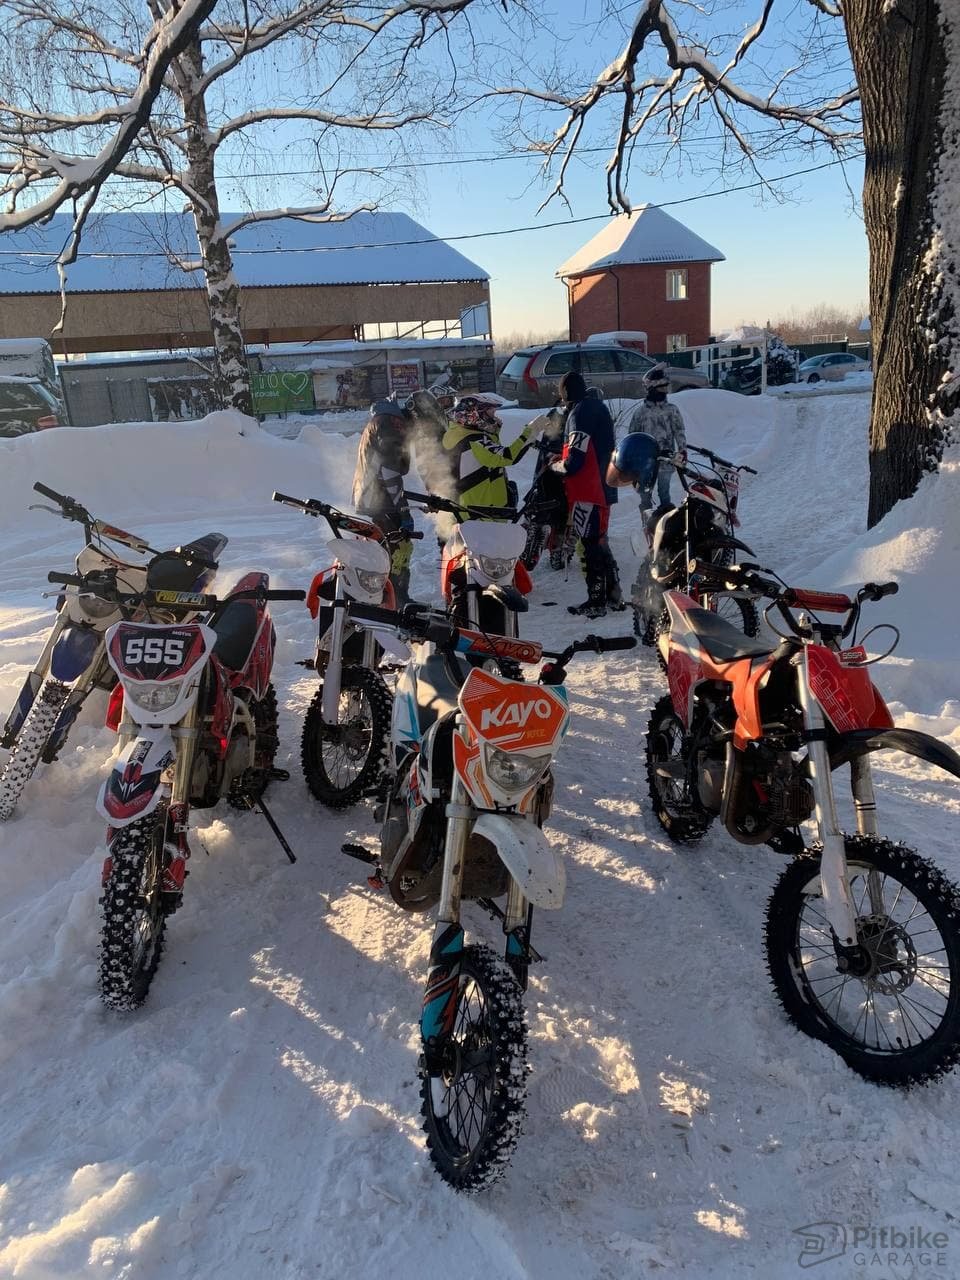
[0,154,863,260]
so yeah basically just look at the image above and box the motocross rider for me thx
[550,371,624,618]
[627,366,686,511]
[441,393,538,514]
[352,395,416,603]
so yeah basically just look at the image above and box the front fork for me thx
[796,648,859,947]
[320,575,347,726]
[2,615,64,745]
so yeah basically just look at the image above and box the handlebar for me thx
[403,489,518,522]
[272,491,423,542]
[46,570,305,612]
[686,445,758,476]
[33,480,92,524]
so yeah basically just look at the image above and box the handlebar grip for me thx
[408,531,425,541]
[34,481,70,504]
[264,589,307,602]
[743,466,759,475]
[402,489,434,506]
[47,571,83,586]
[862,581,899,601]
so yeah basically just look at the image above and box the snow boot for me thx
[567,570,607,619]
[604,555,627,612]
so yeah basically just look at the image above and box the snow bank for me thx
[0,412,359,541]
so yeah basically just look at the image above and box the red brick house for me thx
[557,206,725,355]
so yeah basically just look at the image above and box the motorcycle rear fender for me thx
[830,728,960,780]
[96,728,174,827]
[50,624,102,682]
[471,812,565,909]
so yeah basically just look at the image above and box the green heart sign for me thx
[252,370,316,415]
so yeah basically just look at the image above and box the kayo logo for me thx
[480,698,554,732]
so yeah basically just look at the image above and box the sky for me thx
[24,0,869,342]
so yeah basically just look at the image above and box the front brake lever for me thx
[29,503,65,518]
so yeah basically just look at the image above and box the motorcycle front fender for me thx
[50,624,102,683]
[830,728,960,780]
[96,729,174,828]
[471,812,565,909]
[697,534,755,558]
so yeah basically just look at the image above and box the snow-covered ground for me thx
[2,391,960,1280]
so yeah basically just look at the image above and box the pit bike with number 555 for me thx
[272,491,422,809]
[343,598,636,1190]
[46,568,304,1011]
[0,480,225,821]
[646,561,960,1086]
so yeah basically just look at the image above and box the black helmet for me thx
[610,431,659,488]
[643,365,670,394]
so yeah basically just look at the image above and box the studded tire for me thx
[0,679,68,821]
[99,813,168,1011]
[420,944,528,1191]
[301,665,392,810]
[765,836,960,1086]
[645,694,715,843]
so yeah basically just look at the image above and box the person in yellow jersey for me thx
[441,393,538,515]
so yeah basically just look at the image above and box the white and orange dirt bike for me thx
[271,491,420,809]
[341,598,636,1190]
[646,559,960,1085]
[46,567,305,1011]
[0,481,226,820]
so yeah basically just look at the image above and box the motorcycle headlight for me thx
[125,679,184,713]
[77,593,117,620]
[356,568,389,595]
[477,555,517,581]
[484,746,549,793]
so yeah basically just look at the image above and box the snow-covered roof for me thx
[0,211,489,295]
[557,205,725,276]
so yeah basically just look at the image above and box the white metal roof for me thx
[0,211,488,295]
[557,205,725,276]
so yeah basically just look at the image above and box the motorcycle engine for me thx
[728,747,815,841]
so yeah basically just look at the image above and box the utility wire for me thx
[0,154,863,260]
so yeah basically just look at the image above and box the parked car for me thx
[0,378,63,437]
[497,341,708,407]
[798,352,870,383]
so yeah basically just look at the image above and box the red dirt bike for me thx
[646,560,960,1085]
[47,567,305,1010]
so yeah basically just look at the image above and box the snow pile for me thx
[1,391,960,1279]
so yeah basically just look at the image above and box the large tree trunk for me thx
[176,38,252,416]
[844,0,951,527]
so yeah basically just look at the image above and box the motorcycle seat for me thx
[182,531,229,564]
[416,653,470,733]
[684,606,773,664]
[212,600,259,671]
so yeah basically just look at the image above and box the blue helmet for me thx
[610,431,659,488]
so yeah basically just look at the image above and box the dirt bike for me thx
[342,598,636,1189]
[630,444,760,650]
[404,488,540,655]
[519,420,569,571]
[272,491,423,809]
[0,481,225,820]
[646,559,960,1085]
[46,567,305,1010]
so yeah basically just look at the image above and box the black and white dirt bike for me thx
[647,560,960,1085]
[45,568,305,1010]
[630,444,760,650]
[342,598,636,1189]
[272,491,421,809]
[518,417,569,571]
[0,481,225,820]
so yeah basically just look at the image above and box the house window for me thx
[666,334,687,353]
[666,269,688,301]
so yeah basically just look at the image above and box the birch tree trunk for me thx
[844,0,951,527]
[175,37,252,415]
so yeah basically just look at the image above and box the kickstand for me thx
[257,794,297,863]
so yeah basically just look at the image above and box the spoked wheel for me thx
[301,666,392,809]
[765,837,960,1085]
[99,812,168,1011]
[420,945,528,1191]
[645,694,714,842]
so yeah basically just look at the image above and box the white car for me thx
[798,352,870,383]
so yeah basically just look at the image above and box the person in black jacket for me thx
[550,373,624,617]
[352,395,416,602]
